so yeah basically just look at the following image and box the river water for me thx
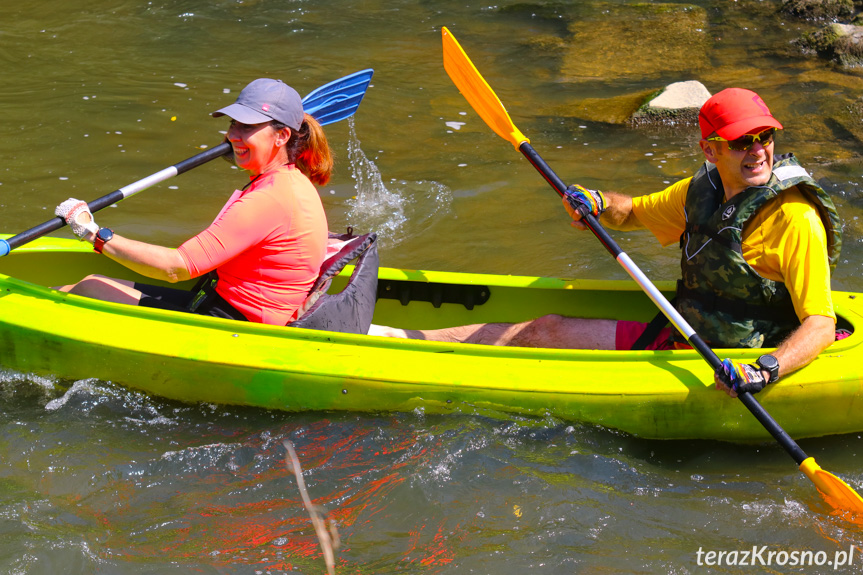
[1,0,863,573]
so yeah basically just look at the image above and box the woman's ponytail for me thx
[285,113,333,186]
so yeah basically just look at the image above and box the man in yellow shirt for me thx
[371,88,841,398]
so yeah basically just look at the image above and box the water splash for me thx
[44,377,176,425]
[44,378,102,412]
[0,368,56,393]
[344,118,452,247]
[0,369,60,411]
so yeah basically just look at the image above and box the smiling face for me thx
[226,120,291,175]
[699,130,775,200]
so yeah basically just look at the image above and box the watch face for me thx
[97,228,113,241]
[758,354,779,370]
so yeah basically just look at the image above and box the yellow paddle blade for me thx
[800,457,863,518]
[441,27,529,150]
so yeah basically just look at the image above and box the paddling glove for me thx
[716,358,768,394]
[55,198,99,239]
[564,184,607,218]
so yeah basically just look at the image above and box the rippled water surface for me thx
[1,0,863,573]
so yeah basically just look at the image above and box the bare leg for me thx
[369,314,617,350]
[57,274,143,306]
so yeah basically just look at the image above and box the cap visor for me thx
[716,116,784,140]
[211,103,272,124]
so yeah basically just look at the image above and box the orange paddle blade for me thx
[800,457,863,518]
[441,27,529,150]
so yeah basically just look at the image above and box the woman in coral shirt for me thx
[55,78,330,325]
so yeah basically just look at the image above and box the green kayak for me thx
[1,236,861,441]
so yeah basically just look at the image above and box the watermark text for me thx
[696,545,858,569]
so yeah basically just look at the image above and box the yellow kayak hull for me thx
[0,236,861,440]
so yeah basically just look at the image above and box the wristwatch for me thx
[93,227,114,254]
[756,354,780,384]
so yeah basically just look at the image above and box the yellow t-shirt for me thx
[631,177,835,322]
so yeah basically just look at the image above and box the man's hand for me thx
[715,358,768,398]
[563,184,606,229]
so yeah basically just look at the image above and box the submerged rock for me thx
[796,22,863,68]
[559,3,709,80]
[836,96,863,143]
[554,89,657,125]
[629,81,711,128]
[780,0,856,21]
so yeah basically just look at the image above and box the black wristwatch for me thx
[756,354,780,384]
[94,227,114,254]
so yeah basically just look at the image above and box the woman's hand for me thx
[55,198,99,241]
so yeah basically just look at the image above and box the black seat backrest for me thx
[289,231,379,334]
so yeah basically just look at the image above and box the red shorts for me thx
[615,320,675,351]
[616,321,852,350]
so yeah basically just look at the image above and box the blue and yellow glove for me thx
[716,358,768,395]
[563,184,607,219]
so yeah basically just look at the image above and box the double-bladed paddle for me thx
[0,68,375,256]
[440,26,863,519]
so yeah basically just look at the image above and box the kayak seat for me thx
[289,230,379,334]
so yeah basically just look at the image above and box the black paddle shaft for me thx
[4,143,231,251]
[517,140,810,465]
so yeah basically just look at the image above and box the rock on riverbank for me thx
[629,81,712,128]
[554,80,711,129]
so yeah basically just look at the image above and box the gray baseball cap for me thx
[212,78,304,130]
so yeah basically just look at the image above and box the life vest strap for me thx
[676,280,795,322]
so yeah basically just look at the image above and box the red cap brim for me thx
[715,116,783,141]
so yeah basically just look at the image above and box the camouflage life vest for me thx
[674,153,842,348]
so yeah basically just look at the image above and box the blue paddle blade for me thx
[302,69,374,126]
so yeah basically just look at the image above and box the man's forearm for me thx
[600,191,642,231]
[771,314,836,380]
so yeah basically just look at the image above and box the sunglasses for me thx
[708,128,776,152]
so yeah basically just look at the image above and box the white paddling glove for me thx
[55,198,99,240]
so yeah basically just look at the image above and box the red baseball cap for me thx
[698,88,783,140]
